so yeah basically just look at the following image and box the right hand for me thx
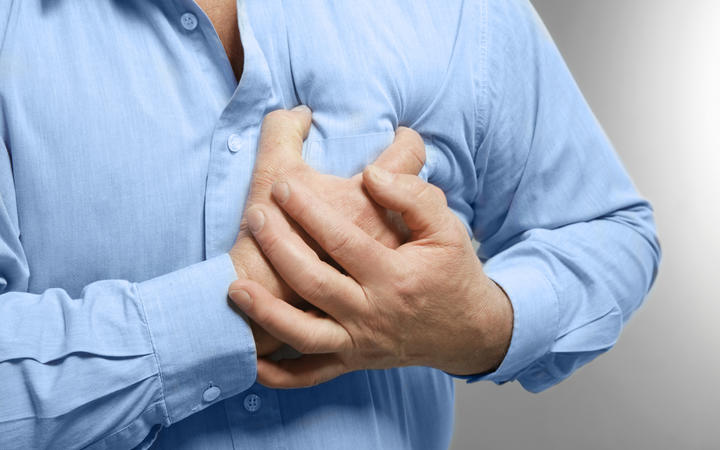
[228,106,426,356]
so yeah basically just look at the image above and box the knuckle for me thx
[325,227,355,257]
[294,337,314,354]
[417,183,446,207]
[409,144,426,169]
[258,231,282,259]
[303,269,329,301]
[404,140,426,166]
[413,181,432,201]
[399,145,425,173]
[391,272,417,299]
[295,329,321,354]
[250,170,279,193]
[385,264,416,299]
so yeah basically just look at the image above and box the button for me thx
[202,386,221,402]
[243,393,262,412]
[227,133,244,153]
[180,12,198,31]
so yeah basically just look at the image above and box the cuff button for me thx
[202,385,222,403]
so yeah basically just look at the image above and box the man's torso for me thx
[0,1,482,448]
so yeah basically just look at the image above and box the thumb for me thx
[362,164,453,242]
[371,127,426,175]
[254,105,313,174]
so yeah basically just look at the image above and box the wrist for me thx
[436,272,514,377]
[478,278,514,373]
[229,232,252,279]
[452,274,513,376]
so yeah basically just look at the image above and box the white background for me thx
[451,1,720,449]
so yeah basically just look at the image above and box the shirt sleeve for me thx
[459,0,661,392]
[0,141,257,448]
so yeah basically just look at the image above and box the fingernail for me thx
[246,208,265,234]
[272,181,290,204]
[229,289,252,310]
[291,104,311,113]
[367,165,393,184]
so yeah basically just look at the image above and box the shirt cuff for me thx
[135,253,256,424]
[452,265,559,386]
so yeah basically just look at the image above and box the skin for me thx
[198,0,513,383]
[197,0,427,356]
[230,108,427,355]
[227,159,514,388]
[227,112,513,388]
[196,0,244,81]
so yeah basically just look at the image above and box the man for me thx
[0,1,660,449]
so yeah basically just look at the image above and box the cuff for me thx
[136,253,256,424]
[453,265,559,385]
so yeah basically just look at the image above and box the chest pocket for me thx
[301,130,435,183]
[300,130,472,235]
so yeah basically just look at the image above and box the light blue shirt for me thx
[0,0,660,449]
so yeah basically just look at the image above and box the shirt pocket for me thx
[301,130,435,181]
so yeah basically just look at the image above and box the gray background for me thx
[451,1,720,449]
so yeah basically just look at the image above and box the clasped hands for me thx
[227,106,513,388]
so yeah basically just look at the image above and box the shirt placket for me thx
[223,384,287,450]
[171,1,288,449]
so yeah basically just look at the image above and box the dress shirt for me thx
[0,0,660,449]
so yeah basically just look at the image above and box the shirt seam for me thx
[472,0,490,160]
[133,282,172,426]
[408,0,469,128]
[540,267,561,356]
[0,0,15,63]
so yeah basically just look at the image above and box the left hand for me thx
[228,164,514,388]
[229,107,426,357]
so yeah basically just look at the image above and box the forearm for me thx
[0,254,255,449]
[463,0,661,392]
[471,203,660,392]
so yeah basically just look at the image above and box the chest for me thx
[197,0,244,80]
[0,0,481,292]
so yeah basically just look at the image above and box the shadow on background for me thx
[451,1,720,449]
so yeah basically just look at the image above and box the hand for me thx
[227,106,426,356]
[228,164,514,388]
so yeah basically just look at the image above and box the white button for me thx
[227,133,244,153]
[243,393,262,412]
[181,12,198,31]
[202,386,221,402]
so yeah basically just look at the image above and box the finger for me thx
[362,165,456,242]
[245,204,365,317]
[270,178,397,281]
[371,127,426,175]
[250,321,285,357]
[248,106,313,204]
[229,279,351,354]
[256,106,312,169]
[257,354,347,389]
